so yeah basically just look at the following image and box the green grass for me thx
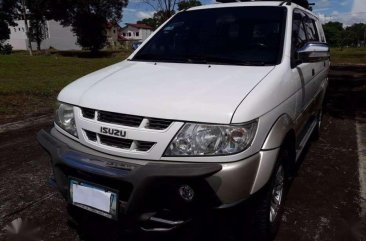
[0,51,130,123]
[331,48,366,64]
[0,51,128,95]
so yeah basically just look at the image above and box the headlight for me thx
[164,122,257,156]
[55,102,78,137]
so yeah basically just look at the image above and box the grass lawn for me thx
[331,48,366,64]
[0,51,130,124]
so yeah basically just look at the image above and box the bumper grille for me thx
[99,134,133,149]
[84,130,155,152]
[85,130,97,142]
[81,107,173,130]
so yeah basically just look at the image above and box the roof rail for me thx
[279,0,291,6]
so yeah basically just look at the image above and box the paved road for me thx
[0,66,365,241]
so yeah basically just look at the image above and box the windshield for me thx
[132,7,287,66]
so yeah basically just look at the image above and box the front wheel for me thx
[249,149,289,241]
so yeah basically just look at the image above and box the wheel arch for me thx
[250,114,296,194]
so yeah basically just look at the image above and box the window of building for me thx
[14,28,16,32]
[135,32,139,37]
[123,33,126,36]
[18,28,21,31]
[128,32,132,37]
[113,29,116,33]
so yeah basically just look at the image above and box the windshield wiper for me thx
[182,55,268,66]
[203,56,267,66]
[133,54,188,63]
[134,54,269,66]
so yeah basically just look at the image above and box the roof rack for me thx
[215,0,313,10]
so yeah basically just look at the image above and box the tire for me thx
[249,148,290,241]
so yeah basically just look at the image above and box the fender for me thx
[262,114,294,150]
[250,114,294,194]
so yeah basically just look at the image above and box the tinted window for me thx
[292,12,307,49]
[304,17,319,41]
[133,7,287,66]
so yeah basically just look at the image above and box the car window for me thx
[292,12,307,50]
[133,7,287,66]
[304,17,319,42]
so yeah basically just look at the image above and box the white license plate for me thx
[69,178,118,219]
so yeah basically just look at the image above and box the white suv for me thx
[38,1,329,240]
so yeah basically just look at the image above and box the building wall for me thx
[7,20,81,50]
[121,26,141,40]
[8,21,27,50]
[120,26,152,41]
[140,28,153,41]
[46,21,81,50]
[106,26,119,48]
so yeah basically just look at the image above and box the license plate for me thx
[69,178,118,220]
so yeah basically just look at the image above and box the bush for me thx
[0,43,13,55]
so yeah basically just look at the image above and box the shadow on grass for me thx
[326,65,366,122]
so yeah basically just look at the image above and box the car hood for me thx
[58,61,275,124]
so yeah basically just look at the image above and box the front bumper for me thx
[37,128,270,229]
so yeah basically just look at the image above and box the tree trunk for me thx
[22,0,33,56]
[37,40,41,51]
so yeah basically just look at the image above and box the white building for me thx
[120,23,153,42]
[8,20,81,50]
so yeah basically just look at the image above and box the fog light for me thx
[179,185,194,202]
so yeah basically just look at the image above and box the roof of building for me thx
[124,23,153,30]
[106,21,121,29]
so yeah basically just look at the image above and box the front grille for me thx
[99,134,133,149]
[147,118,173,130]
[80,108,173,130]
[98,111,144,127]
[84,130,155,152]
[82,108,95,119]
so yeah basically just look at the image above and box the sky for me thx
[120,0,366,27]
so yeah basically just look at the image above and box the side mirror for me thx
[297,42,330,63]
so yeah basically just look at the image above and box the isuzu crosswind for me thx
[38,1,330,240]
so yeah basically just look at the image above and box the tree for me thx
[27,0,48,51]
[29,17,47,50]
[141,0,177,24]
[138,10,174,30]
[323,22,343,47]
[46,0,128,52]
[0,0,18,46]
[177,0,201,11]
[19,0,33,55]
[345,23,366,47]
[292,0,310,10]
